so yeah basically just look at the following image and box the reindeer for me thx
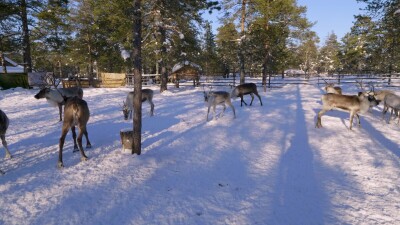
[322,78,342,95]
[58,96,92,168]
[325,83,342,95]
[382,93,400,124]
[231,83,263,107]
[122,89,154,120]
[0,109,11,175]
[203,87,236,121]
[316,92,378,130]
[34,87,83,121]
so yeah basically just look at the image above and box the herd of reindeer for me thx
[0,80,399,174]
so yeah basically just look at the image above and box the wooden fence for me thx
[181,74,400,89]
[100,73,400,89]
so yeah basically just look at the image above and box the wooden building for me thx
[170,61,202,88]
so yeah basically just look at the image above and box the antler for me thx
[355,79,365,91]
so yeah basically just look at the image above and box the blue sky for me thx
[203,0,366,44]
[297,0,366,42]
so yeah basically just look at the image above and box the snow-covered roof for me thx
[1,56,24,73]
[171,61,202,74]
[285,69,305,75]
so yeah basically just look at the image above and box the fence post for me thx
[268,73,271,88]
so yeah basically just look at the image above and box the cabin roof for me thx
[171,61,202,74]
[1,56,24,73]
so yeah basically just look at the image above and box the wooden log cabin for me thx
[170,61,202,88]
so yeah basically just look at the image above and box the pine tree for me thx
[33,0,70,76]
[318,33,340,74]
[216,22,239,78]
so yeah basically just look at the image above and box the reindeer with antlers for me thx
[203,86,236,121]
[34,73,83,121]
[322,78,342,95]
[316,79,378,130]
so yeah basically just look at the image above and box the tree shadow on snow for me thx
[361,119,400,159]
[268,86,332,224]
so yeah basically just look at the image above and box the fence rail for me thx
[125,73,400,89]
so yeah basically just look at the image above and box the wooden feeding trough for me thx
[170,61,202,88]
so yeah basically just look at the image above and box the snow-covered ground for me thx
[0,83,399,225]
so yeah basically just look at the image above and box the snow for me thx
[171,61,202,74]
[0,82,399,225]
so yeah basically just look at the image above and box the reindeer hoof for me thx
[81,157,88,162]
[5,154,12,159]
[58,162,64,168]
[0,170,4,175]
[86,144,92,149]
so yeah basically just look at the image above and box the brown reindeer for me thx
[316,92,378,130]
[231,83,263,107]
[325,83,342,95]
[0,109,11,175]
[58,96,92,168]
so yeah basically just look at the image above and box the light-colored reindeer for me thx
[316,91,378,130]
[34,86,83,121]
[203,88,236,121]
[325,83,342,94]
[322,78,342,94]
[382,93,400,124]
[122,89,154,120]
[0,109,11,175]
[231,83,263,107]
[58,96,92,168]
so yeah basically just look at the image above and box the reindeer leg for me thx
[84,129,91,148]
[227,102,236,119]
[77,126,88,162]
[221,104,226,117]
[1,134,11,159]
[240,95,247,107]
[207,105,211,121]
[356,114,361,127]
[150,101,154,116]
[349,112,355,130]
[316,109,328,128]
[71,126,79,152]
[58,103,63,122]
[249,93,255,106]
[382,105,388,121]
[255,93,263,106]
[58,125,69,168]
[212,104,217,120]
[397,111,400,124]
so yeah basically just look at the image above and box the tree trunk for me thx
[159,0,168,93]
[132,0,142,155]
[1,52,7,73]
[20,0,32,72]
[262,61,267,92]
[239,0,246,84]
[159,26,168,92]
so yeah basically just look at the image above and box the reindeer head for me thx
[203,85,212,102]
[122,101,130,120]
[359,91,379,107]
[34,87,51,99]
[324,83,334,92]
